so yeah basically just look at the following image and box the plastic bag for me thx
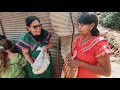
[32,47,50,74]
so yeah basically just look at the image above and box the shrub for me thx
[99,12,120,30]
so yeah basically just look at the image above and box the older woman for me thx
[16,16,53,78]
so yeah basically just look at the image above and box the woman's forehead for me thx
[31,20,40,25]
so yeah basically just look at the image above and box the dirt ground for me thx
[98,25,120,78]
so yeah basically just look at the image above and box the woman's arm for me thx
[22,49,34,65]
[41,42,53,53]
[45,42,53,49]
[68,54,111,77]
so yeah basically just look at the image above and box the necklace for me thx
[80,36,94,46]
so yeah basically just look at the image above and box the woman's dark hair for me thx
[0,39,13,50]
[0,34,6,41]
[0,49,8,72]
[0,39,13,72]
[78,12,100,36]
[25,16,40,26]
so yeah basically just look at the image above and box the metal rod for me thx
[0,19,6,36]
[70,12,75,54]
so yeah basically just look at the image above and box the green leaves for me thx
[99,12,120,30]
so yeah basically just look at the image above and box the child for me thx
[0,39,26,78]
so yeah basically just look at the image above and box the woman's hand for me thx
[41,46,47,53]
[68,60,83,68]
[65,53,72,62]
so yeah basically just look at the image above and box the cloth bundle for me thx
[61,51,78,78]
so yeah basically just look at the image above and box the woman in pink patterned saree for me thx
[66,12,113,78]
